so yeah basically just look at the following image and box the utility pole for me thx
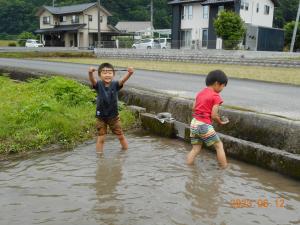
[97,0,101,48]
[150,0,153,37]
[290,0,300,52]
[53,0,55,7]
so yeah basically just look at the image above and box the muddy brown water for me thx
[0,131,299,225]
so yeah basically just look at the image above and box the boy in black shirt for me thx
[88,63,134,154]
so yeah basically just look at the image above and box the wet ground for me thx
[0,131,299,225]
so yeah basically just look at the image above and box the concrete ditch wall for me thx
[119,87,300,154]
[122,89,300,179]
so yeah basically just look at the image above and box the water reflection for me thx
[93,153,124,224]
[185,169,224,223]
[0,131,299,225]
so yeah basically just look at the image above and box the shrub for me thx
[17,31,37,47]
[214,11,246,50]
[8,42,16,47]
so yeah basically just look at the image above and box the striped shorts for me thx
[190,118,220,146]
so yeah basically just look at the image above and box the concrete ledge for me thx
[140,113,176,138]
[220,133,300,179]
[119,87,300,154]
[139,111,300,179]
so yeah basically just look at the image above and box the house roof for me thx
[35,24,86,34]
[168,0,279,6]
[168,0,205,4]
[201,0,235,5]
[115,21,154,33]
[36,2,112,16]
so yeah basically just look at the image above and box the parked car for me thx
[159,38,171,49]
[132,38,160,49]
[25,39,44,47]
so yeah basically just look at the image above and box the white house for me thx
[168,0,284,51]
[35,2,120,48]
[115,21,154,39]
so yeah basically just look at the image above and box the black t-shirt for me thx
[93,80,123,119]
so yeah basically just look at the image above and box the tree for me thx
[213,11,246,50]
[284,21,300,51]
[17,31,37,46]
[274,0,299,28]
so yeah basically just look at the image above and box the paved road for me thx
[1,58,299,120]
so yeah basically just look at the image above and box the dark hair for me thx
[205,70,228,86]
[98,62,115,75]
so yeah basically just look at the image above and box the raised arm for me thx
[88,67,97,87]
[119,67,134,86]
[212,104,228,125]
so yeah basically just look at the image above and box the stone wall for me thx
[94,48,300,68]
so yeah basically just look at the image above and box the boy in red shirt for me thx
[187,70,229,168]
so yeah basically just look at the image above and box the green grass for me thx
[0,51,95,58]
[0,40,17,47]
[0,75,135,154]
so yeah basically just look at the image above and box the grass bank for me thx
[0,51,94,58]
[0,40,17,47]
[44,57,300,86]
[0,75,135,154]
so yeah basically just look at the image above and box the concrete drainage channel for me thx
[1,69,300,180]
[120,88,300,180]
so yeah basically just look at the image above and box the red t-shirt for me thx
[192,87,223,124]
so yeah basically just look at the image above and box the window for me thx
[203,5,209,19]
[188,5,193,19]
[88,15,93,22]
[71,15,79,23]
[264,5,270,15]
[245,2,249,11]
[218,5,224,15]
[181,6,185,19]
[240,0,249,11]
[181,29,192,48]
[59,16,66,22]
[256,3,259,13]
[202,29,208,48]
[43,16,50,24]
[181,5,192,20]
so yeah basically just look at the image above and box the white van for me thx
[132,38,160,49]
[25,39,44,47]
[159,38,171,49]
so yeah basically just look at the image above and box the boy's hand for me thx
[220,116,229,125]
[127,67,134,75]
[220,120,229,125]
[89,67,96,73]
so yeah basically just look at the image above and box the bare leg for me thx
[213,141,228,168]
[96,135,106,153]
[186,144,202,165]
[117,134,128,150]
